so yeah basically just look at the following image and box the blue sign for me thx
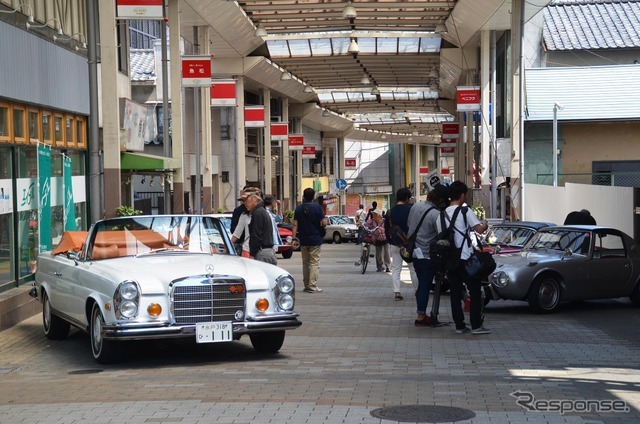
[336,179,347,190]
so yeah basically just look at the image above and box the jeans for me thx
[389,244,418,292]
[301,245,322,289]
[448,262,483,330]
[357,227,364,244]
[413,258,435,314]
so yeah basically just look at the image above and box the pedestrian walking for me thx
[385,187,418,301]
[244,193,277,265]
[363,209,391,273]
[355,204,367,244]
[292,188,327,293]
[406,184,449,326]
[443,181,490,335]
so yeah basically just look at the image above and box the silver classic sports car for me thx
[31,215,301,363]
[486,225,640,313]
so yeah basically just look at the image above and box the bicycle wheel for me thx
[360,245,369,274]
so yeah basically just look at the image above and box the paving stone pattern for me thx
[0,243,639,423]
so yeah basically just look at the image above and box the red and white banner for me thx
[288,134,304,151]
[344,158,357,169]
[456,86,481,111]
[440,147,456,157]
[182,56,212,87]
[244,106,265,128]
[271,123,288,141]
[441,167,451,175]
[117,0,163,19]
[210,79,236,107]
[440,137,457,147]
[302,146,316,159]
[442,122,459,139]
[419,166,429,176]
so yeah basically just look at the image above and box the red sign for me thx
[182,57,212,87]
[456,86,481,111]
[344,158,357,168]
[288,135,304,151]
[117,0,163,19]
[271,123,288,141]
[210,79,236,107]
[419,166,429,176]
[244,106,265,128]
[302,145,316,158]
[442,122,459,139]
[441,168,451,175]
[440,137,457,147]
[440,147,455,157]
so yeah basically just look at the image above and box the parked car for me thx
[211,213,293,259]
[324,215,358,244]
[31,215,301,363]
[481,221,555,254]
[486,225,640,313]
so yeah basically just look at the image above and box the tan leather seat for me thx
[91,244,120,259]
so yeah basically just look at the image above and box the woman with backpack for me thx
[386,188,418,301]
[363,208,391,273]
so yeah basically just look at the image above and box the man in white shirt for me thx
[355,204,368,244]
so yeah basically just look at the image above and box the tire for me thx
[361,247,369,274]
[281,249,293,259]
[332,232,342,244]
[630,283,640,307]
[528,275,561,313]
[90,303,120,364]
[42,291,70,340]
[250,331,285,354]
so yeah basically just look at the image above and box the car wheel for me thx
[90,303,120,364]
[42,291,70,340]
[630,283,640,307]
[281,249,293,259]
[332,232,342,244]
[249,331,285,354]
[528,275,561,313]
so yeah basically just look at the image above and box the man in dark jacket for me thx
[385,187,418,300]
[292,188,327,293]
[245,193,277,265]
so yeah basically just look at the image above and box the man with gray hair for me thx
[244,193,277,265]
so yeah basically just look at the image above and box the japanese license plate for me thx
[195,321,233,343]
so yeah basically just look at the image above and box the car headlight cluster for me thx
[275,275,295,311]
[114,280,140,319]
[491,271,510,288]
[285,235,293,244]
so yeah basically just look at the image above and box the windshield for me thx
[87,215,232,260]
[330,216,351,225]
[486,226,534,247]
[524,229,591,255]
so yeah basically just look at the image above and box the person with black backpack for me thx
[441,181,490,335]
[406,184,450,326]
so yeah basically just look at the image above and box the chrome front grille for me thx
[171,277,246,324]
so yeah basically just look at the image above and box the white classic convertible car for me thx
[31,215,301,363]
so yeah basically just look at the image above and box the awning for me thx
[120,152,179,171]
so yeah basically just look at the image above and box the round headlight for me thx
[285,236,293,243]
[277,276,295,294]
[119,300,138,318]
[493,271,509,288]
[278,294,294,310]
[119,281,139,300]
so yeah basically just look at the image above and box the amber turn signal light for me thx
[147,303,162,317]
[255,298,269,312]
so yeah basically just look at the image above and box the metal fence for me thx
[135,191,172,215]
[536,172,640,187]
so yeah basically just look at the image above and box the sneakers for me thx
[471,326,491,335]
[455,327,471,334]
[303,286,323,293]
[385,267,391,272]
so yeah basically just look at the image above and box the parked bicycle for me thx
[355,242,372,274]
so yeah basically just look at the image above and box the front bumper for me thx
[101,312,302,340]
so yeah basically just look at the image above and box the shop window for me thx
[76,117,86,148]
[42,112,53,145]
[0,103,10,143]
[54,114,64,146]
[17,146,37,178]
[65,115,76,148]
[28,109,40,144]
[17,210,38,278]
[13,106,26,144]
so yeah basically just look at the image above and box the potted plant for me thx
[283,209,294,223]
[116,205,143,217]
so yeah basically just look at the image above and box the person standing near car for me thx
[386,187,418,301]
[291,188,327,293]
[244,193,277,265]
[264,195,283,251]
[355,204,367,244]
[444,180,490,335]
[406,184,449,326]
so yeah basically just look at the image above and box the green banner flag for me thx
[63,155,77,231]
[38,143,52,252]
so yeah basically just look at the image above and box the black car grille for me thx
[171,277,246,324]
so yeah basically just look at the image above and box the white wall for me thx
[525,183,634,236]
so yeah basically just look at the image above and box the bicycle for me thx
[355,242,371,274]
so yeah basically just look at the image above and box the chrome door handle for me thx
[54,272,62,276]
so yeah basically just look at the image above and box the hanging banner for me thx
[302,145,316,159]
[419,166,429,176]
[63,155,77,231]
[440,137,457,147]
[210,79,236,106]
[288,134,304,151]
[271,122,288,141]
[244,106,265,128]
[456,86,481,111]
[38,143,52,252]
[116,0,163,19]
[344,158,357,169]
[440,146,456,157]
[181,56,212,87]
[442,122,460,139]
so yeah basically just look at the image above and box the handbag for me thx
[464,250,496,280]
[399,206,435,263]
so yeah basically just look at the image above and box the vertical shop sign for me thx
[63,155,76,231]
[456,86,481,111]
[288,134,304,151]
[244,106,265,128]
[271,123,289,141]
[210,79,236,106]
[302,145,316,159]
[116,0,163,19]
[38,143,52,252]
[181,56,212,87]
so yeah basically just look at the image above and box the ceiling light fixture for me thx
[408,136,413,142]
[280,70,292,81]
[0,3,34,24]
[435,22,447,34]
[322,109,331,117]
[342,1,357,19]
[347,38,359,53]
[412,130,419,136]
[429,69,439,78]
[390,111,398,120]
[303,84,314,93]
[255,23,267,37]
[381,134,387,140]
[27,17,63,35]
[360,73,370,85]
[370,86,380,95]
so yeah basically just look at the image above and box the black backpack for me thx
[429,206,468,273]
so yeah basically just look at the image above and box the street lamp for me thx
[552,102,564,187]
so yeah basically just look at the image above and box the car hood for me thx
[494,249,565,270]
[336,224,357,230]
[87,254,283,295]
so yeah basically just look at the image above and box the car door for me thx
[586,230,632,299]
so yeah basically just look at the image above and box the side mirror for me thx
[562,247,573,258]
[67,251,79,264]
